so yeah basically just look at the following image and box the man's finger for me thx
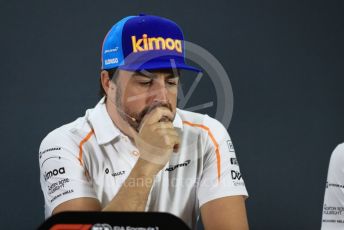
[164,134,180,147]
[156,129,179,137]
[172,134,180,146]
[151,122,174,131]
[142,107,173,126]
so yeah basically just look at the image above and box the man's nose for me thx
[151,80,168,102]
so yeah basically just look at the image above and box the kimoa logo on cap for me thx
[131,34,182,53]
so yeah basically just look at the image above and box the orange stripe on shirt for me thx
[182,120,221,183]
[78,129,94,166]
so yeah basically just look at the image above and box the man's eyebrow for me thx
[132,70,180,79]
[132,70,154,78]
[165,73,180,79]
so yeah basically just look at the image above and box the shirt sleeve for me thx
[322,143,344,229]
[39,129,97,218]
[197,115,248,208]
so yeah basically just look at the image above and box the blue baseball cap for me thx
[101,14,201,72]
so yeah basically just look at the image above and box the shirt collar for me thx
[173,108,183,130]
[88,97,121,145]
[89,97,183,145]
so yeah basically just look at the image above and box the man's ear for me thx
[100,70,113,94]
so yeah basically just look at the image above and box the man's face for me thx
[110,69,179,131]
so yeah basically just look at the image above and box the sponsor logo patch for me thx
[112,171,125,178]
[131,34,182,53]
[105,58,119,65]
[104,47,119,54]
[165,160,190,172]
[226,140,235,152]
[230,158,238,165]
[39,147,61,159]
[44,167,65,181]
[231,170,242,180]
[326,182,344,189]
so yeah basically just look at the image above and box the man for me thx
[322,143,344,229]
[39,14,249,230]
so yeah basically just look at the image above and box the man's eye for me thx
[139,81,152,86]
[167,81,177,85]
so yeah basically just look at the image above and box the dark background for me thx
[1,0,343,229]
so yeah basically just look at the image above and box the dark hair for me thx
[99,68,119,98]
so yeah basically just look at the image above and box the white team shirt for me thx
[39,98,248,229]
[322,143,344,229]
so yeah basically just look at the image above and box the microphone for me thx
[121,110,137,122]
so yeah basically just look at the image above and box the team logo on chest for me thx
[165,160,191,172]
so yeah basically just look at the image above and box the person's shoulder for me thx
[327,142,344,174]
[330,143,344,162]
[40,109,94,149]
[177,109,228,139]
[177,108,206,124]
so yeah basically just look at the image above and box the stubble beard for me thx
[115,86,176,132]
[115,86,141,131]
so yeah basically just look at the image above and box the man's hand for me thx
[130,107,180,175]
[52,107,180,214]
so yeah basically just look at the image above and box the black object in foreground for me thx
[38,211,190,230]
